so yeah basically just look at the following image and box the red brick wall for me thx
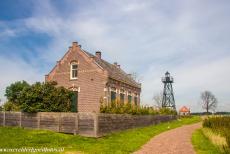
[46,42,108,113]
[106,78,141,105]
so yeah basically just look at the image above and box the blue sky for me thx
[0,0,230,112]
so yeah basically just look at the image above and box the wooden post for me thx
[19,112,22,127]
[74,113,78,135]
[37,112,41,129]
[94,113,98,137]
[3,111,5,126]
[58,112,61,132]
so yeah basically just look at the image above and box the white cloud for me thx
[0,56,43,104]
[141,56,230,112]
[0,0,230,112]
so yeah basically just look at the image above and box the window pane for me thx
[120,93,124,104]
[128,95,132,104]
[72,70,77,78]
[111,91,116,102]
[72,64,78,69]
[72,70,75,78]
[134,97,137,105]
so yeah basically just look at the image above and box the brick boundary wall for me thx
[0,112,176,137]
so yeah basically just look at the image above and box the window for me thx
[134,93,138,105]
[120,89,125,104]
[70,62,78,79]
[111,87,116,103]
[128,91,132,104]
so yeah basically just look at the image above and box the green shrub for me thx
[3,101,20,111]
[4,81,74,113]
[5,80,30,105]
[19,82,73,113]
[100,99,176,115]
[203,116,230,152]
[159,108,177,115]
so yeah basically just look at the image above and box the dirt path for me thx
[133,122,201,154]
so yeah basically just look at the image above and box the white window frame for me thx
[70,61,78,80]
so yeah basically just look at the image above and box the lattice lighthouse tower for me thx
[161,71,176,110]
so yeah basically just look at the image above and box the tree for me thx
[4,81,74,113]
[153,92,163,108]
[0,100,3,111]
[3,101,20,111]
[19,81,73,113]
[5,80,30,105]
[200,91,218,113]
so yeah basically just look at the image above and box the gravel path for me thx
[133,122,201,154]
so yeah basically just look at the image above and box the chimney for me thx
[114,62,120,68]
[72,42,78,47]
[95,51,101,59]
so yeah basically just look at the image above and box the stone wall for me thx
[0,112,176,137]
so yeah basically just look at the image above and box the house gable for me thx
[45,42,108,112]
[46,42,107,82]
[45,41,142,112]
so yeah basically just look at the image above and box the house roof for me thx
[82,50,141,89]
[179,106,190,112]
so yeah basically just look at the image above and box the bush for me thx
[3,101,20,111]
[203,116,230,152]
[5,81,30,105]
[19,82,73,113]
[4,81,74,113]
[100,99,177,115]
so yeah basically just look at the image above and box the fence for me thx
[0,112,176,137]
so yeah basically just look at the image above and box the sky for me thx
[0,0,230,112]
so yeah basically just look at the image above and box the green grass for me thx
[0,116,201,154]
[192,129,224,154]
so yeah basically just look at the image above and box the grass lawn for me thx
[192,129,224,154]
[0,116,200,154]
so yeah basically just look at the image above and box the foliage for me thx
[0,116,200,154]
[192,129,223,154]
[4,81,73,113]
[202,128,227,152]
[203,116,230,153]
[19,82,73,113]
[100,100,177,115]
[5,81,30,105]
[200,91,218,113]
[3,101,20,111]
[0,105,3,111]
[159,107,177,115]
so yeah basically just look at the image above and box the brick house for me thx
[45,42,141,113]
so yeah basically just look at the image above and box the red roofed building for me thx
[179,106,190,115]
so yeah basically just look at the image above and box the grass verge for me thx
[192,129,224,154]
[0,116,200,154]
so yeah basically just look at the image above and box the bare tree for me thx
[153,92,163,108]
[200,91,218,113]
